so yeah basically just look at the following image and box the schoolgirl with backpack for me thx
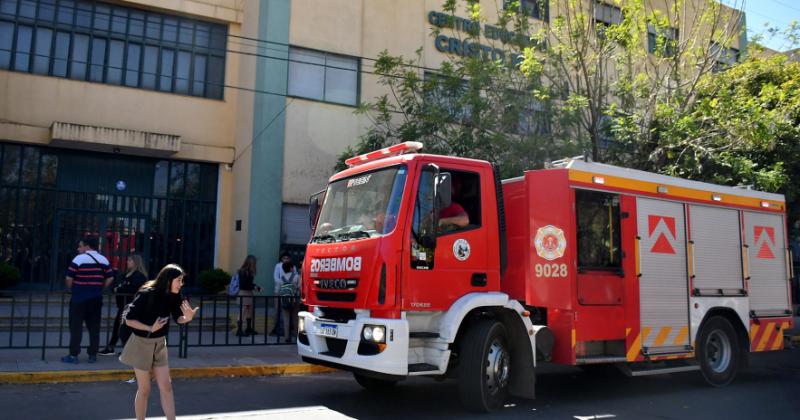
[275,261,300,343]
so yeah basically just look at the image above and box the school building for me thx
[0,0,746,290]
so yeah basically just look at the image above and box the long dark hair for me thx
[140,264,184,294]
[239,255,257,276]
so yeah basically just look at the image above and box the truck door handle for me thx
[471,273,487,287]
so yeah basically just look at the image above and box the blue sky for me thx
[720,0,800,51]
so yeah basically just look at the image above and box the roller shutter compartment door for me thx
[744,212,790,316]
[689,205,744,295]
[637,198,690,352]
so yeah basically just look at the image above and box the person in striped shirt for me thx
[61,236,115,364]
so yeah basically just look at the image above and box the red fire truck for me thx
[297,142,794,411]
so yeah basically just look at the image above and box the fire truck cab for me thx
[297,142,794,412]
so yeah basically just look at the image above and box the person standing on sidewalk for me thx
[99,255,148,356]
[235,255,262,337]
[271,252,295,337]
[61,236,114,364]
[120,264,198,420]
[275,262,300,343]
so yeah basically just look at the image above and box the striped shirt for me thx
[66,251,113,302]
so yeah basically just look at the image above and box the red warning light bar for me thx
[345,142,423,167]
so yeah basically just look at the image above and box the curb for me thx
[0,363,337,384]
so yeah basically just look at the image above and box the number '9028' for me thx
[535,263,568,278]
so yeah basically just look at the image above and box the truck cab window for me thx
[438,170,481,234]
[411,170,436,269]
[575,189,621,271]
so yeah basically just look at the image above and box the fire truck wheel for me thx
[353,372,398,391]
[696,316,740,387]
[458,320,510,412]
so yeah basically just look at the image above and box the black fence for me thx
[0,292,299,360]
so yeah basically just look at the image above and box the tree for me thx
[340,0,746,175]
[654,53,800,229]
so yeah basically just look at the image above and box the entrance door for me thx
[636,198,691,354]
[51,211,148,289]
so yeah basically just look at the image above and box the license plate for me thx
[319,323,338,338]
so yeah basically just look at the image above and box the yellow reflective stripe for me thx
[653,327,672,347]
[756,322,776,352]
[673,326,688,345]
[749,323,760,341]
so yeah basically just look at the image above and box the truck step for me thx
[627,365,699,377]
[408,363,438,373]
[575,356,628,365]
[409,332,439,338]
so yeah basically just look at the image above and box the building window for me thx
[594,1,622,39]
[504,0,549,22]
[288,47,359,106]
[0,0,227,99]
[711,42,739,72]
[575,189,621,271]
[647,24,678,57]
[424,71,473,123]
[504,94,550,136]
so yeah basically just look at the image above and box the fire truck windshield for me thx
[312,166,408,243]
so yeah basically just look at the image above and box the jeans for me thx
[68,297,102,357]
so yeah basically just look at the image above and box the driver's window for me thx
[438,170,481,234]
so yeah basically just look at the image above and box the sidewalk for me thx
[0,344,336,384]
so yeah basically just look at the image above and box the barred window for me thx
[0,0,227,99]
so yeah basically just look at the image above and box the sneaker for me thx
[98,347,115,356]
[88,355,97,364]
[60,355,79,364]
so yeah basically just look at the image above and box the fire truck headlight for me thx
[298,317,305,333]
[362,325,386,343]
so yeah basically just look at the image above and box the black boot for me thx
[245,319,258,336]
[235,320,246,337]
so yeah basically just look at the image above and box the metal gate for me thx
[637,198,691,354]
[744,212,791,316]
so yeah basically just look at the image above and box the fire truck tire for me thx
[458,320,510,412]
[696,316,740,387]
[353,372,398,391]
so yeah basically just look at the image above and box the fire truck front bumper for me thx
[297,311,410,377]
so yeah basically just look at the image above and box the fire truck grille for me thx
[322,337,347,358]
[316,292,356,303]
[318,307,357,323]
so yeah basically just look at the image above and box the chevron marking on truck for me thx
[750,320,791,352]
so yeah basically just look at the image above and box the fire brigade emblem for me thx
[453,239,471,261]
[534,225,566,261]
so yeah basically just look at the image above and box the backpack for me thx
[228,272,240,296]
[119,291,154,344]
[279,272,298,308]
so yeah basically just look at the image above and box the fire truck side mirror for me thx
[436,172,452,210]
[419,164,441,249]
[308,189,326,230]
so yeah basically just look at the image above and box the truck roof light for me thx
[344,142,424,167]
[760,201,771,208]
[592,176,605,185]
[712,194,722,201]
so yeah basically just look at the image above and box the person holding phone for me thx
[119,264,199,420]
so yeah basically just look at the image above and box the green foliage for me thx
[198,268,231,294]
[0,262,21,290]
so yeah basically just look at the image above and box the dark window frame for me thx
[0,0,227,99]
[504,0,550,22]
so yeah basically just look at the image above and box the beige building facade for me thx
[0,0,746,290]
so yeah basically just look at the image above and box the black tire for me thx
[353,372,398,391]
[457,320,510,412]
[696,316,740,387]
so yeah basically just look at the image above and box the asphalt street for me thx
[2,348,798,420]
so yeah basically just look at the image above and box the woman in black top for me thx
[120,264,198,420]
[235,255,262,336]
[100,255,148,355]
